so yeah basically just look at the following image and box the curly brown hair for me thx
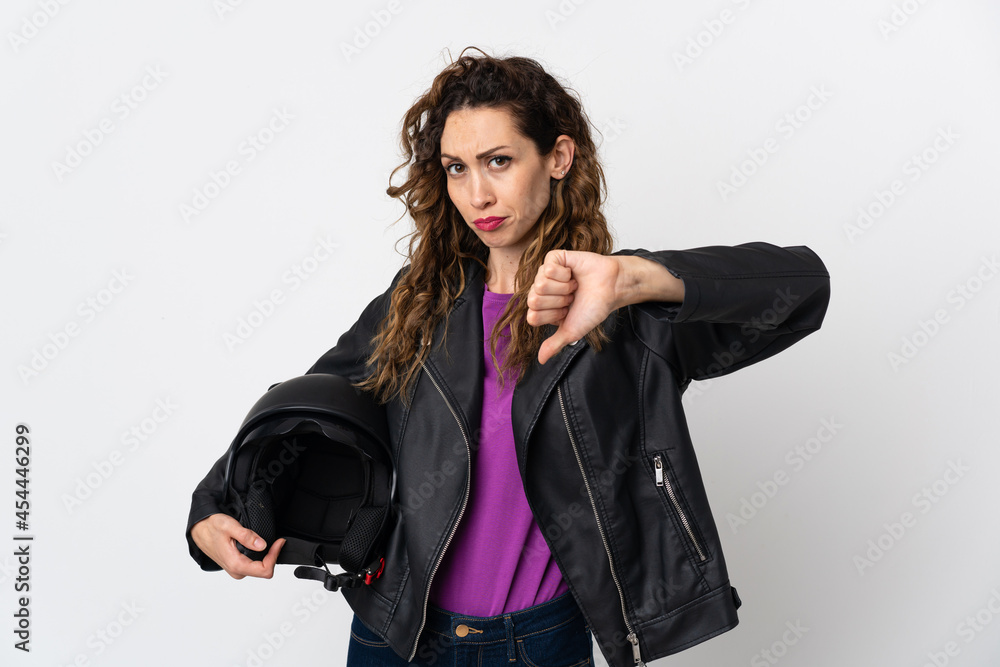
[357,46,614,404]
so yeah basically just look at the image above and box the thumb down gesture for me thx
[527,250,624,365]
[527,250,685,365]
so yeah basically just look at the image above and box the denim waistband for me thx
[424,592,583,647]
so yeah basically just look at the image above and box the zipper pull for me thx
[653,455,663,486]
[628,631,644,665]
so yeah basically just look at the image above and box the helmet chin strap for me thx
[293,556,385,591]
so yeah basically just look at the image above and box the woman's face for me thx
[439,106,572,264]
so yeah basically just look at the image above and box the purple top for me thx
[427,286,569,616]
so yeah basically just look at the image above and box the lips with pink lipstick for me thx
[473,216,506,231]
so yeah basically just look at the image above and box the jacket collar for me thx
[422,259,588,449]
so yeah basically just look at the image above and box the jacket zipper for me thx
[408,365,472,663]
[558,386,644,666]
[653,455,706,562]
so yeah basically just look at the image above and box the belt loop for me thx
[504,613,516,662]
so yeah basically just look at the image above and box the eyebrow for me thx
[439,145,512,161]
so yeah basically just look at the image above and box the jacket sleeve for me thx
[184,265,406,571]
[185,450,231,571]
[618,242,830,386]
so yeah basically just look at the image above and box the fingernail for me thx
[253,537,264,549]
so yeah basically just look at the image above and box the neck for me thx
[485,249,522,294]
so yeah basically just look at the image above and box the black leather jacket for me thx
[186,242,830,666]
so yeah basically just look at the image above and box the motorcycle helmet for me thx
[221,373,396,591]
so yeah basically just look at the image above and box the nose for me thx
[469,172,494,209]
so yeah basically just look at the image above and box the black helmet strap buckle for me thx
[294,556,385,592]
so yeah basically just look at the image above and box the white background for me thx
[3,1,1000,665]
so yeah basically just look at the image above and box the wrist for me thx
[614,256,684,308]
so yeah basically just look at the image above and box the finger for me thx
[233,527,267,553]
[230,537,285,579]
[214,526,263,574]
[220,541,254,579]
[208,514,264,552]
[541,250,573,282]
[226,558,260,579]
[533,277,577,296]
[219,541,255,577]
[527,292,573,312]
[223,545,273,580]
[541,261,573,284]
[260,538,286,577]
[526,306,568,328]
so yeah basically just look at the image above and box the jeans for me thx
[346,591,594,666]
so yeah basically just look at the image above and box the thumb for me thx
[538,328,578,366]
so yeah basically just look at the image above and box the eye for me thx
[443,156,511,176]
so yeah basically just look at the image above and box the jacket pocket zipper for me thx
[408,365,472,663]
[653,454,706,562]
[558,386,644,666]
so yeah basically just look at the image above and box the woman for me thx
[188,47,831,666]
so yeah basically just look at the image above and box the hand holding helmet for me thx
[190,512,287,579]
